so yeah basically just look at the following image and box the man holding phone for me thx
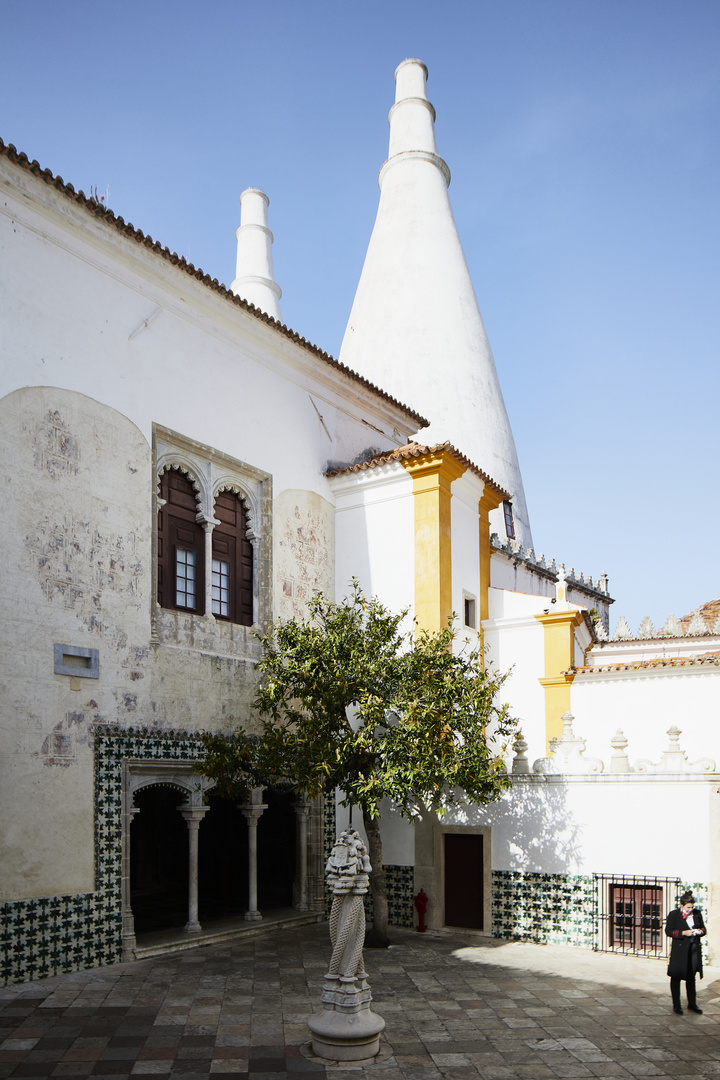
[666,891,706,1014]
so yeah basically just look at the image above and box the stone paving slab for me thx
[2,925,720,1079]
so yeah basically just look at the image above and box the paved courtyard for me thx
[2,923,720,1079]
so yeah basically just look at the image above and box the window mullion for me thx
[198,517,218,619]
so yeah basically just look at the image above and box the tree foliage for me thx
[201,581,516,942]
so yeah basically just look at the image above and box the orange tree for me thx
[201,581,515,946]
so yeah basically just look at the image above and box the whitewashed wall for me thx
[483,587,547,751]
[571,667,720,766]
[0,161,415,509]
[450,473,482,647]
[330,463,415,615]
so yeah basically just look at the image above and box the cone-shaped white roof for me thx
[339,59,532,548]
[230,188,283,322]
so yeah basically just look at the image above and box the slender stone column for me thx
[294,800,310,911]
[180,806,209,934]
[240,791,267,922]
[198,516,219,618]
[121,805,141,959]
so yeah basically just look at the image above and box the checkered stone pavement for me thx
[3,923,720,1079]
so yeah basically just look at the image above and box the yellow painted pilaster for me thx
[478,487,503,624]
[402,451,465,633]
[535,609,584,749]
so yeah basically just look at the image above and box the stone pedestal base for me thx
[307,1006,385,1061]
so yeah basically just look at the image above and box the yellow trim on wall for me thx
[478,488,503,624]
[401,450,465,633]
[535,609,584,748]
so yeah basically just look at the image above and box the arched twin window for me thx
[157,470,253,625]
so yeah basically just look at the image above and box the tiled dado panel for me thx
[492,871,597,947]
[1,727,205,985]
[363,865,415,929]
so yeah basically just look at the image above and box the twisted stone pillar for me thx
[307,828,385,1060]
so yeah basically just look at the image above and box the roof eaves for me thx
[326,441,509,498]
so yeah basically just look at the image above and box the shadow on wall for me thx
[492,779,583,875]
[488,780,595,946]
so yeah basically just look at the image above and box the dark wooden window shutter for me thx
[212,490,253,625]
[158,470,205,614]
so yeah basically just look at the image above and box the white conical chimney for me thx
[339,59,532,548]
[230,188,282,322]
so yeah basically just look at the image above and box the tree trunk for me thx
[362,806,390,948]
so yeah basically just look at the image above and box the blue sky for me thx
[4,0,719,633]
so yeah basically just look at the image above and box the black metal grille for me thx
[595,874,680,957]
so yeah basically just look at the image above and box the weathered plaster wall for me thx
[274,490,334,619]
[0,387,150,900]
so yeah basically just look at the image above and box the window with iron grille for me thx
[595,874,680,957]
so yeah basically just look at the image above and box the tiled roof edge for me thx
[0,140,427,429]
[326,441,509,498]
[568,653,720,675]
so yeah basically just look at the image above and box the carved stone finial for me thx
[634,726,716,774]
[637,616,655,639]
[609,728,630,773]
[613,616,633,640]
[535,712,604,774]
[686,612,708,636]
[511,734,530,774]
[555,564,568,604]
[660,614,683,637]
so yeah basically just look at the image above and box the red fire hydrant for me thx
[414,888,428,933]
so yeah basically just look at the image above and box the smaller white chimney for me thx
[230,188,282,322]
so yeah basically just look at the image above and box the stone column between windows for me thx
[294,799,311,911]
[240,790,268,921]
[198,516,220,617]
[180,806,209,934]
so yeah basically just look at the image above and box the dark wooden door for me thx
[444,833,484,929]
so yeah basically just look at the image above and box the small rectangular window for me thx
[611,885,663,952]
[176,549,196,609]
[503,500,515,539]
[464,597,476,629]
[212,558,230,617]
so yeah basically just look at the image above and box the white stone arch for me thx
[212,476,260,539]
[155,456,209,517]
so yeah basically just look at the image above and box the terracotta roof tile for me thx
[680,598,720,634]
[0,140,427,429]
[568,652,720,675]
[326,441,509,497]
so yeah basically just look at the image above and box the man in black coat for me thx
[666,890,706,1014]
